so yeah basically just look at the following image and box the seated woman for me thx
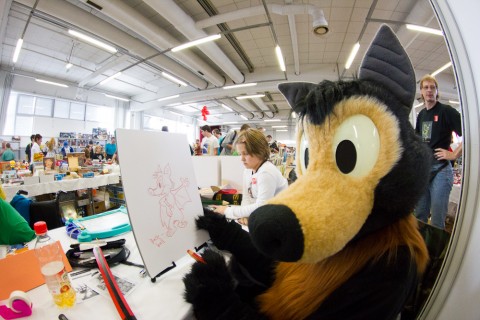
[212,129,288,221]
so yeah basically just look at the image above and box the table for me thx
[2,173,120,202]
[24,227,195,319]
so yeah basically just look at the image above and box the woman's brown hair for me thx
[235,128,270,161]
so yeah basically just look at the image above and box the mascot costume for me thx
[184,25,431,320]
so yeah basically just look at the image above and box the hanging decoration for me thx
[201,106,209,121]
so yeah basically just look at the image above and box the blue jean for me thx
[415,162,453,229]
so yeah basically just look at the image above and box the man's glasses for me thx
[422,85,437,90]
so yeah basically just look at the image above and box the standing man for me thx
[25,134,35,163]
[30,134,43,163]
[414,74,462,229]
[266,135,279,154]
[1,143,15,161]
[221,124,250,155]
[200,125,219,156]
[105,137,117,160]
[212,128,223,155]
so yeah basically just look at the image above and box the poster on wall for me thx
[115,129,209,279]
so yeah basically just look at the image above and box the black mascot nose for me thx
[249,204,304,262]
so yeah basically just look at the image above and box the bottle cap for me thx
[33,221,48,235]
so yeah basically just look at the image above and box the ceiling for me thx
[0,0,458,129]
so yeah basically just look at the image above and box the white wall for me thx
[426,1,480,319]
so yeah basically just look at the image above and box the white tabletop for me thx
[2,173,120,202]
[24,227,195,320]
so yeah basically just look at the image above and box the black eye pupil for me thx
[336,140,356,174]
[304,148,309,169]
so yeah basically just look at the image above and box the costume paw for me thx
[184,250,236,318]
[197,207,228,230]
[196,209,243,249]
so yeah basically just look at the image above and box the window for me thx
[35,97,53,116]
[54,100,70,118]
[17,95,35,114]
[70,102,85,120]
[86,104,112,122]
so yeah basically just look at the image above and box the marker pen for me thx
[187,249,206,264]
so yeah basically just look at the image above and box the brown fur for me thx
[257,215,428,320]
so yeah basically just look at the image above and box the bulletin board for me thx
[116,129,209,279]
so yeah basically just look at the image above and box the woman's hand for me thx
[211,205,227,215]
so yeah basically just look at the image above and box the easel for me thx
[150,242,208,283]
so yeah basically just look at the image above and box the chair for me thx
[10,190,64,230]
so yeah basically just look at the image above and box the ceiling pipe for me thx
[195,4,328,36]
[234,98,263,115]
[287,14,300,75]
[78,55,129,87]
[252,97,275,118]
[143,0,244,85]
[16,0,209,90]
[79,0,226,87]
[217,98,251,116]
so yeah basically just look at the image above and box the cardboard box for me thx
[86,200,106,216]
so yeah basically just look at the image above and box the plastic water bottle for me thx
[33,221,76,308]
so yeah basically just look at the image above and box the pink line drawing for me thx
[148,164,190,237]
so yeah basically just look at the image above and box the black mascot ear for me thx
[278,82,316,113]
[358,24,416,113]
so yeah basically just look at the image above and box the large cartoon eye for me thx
[332,114,380,177]
[298,130,309,173]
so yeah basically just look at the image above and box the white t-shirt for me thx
[30,142,42,162]
[201,135,220,156]
[224,161,288,219]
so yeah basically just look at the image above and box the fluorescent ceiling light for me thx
[275,46,286,72]
[223,122,238,124]
[236,94,265,100]
[35,79,68,88]
[100,72,121,85]
[158,95,180,102]
[105,94,129,102]
[264,119,281,122]
[12,38,23,63]
[345,42,360,69]
[431,61,452,77]
[162,72,187,86]
[240,115,248,120]
[65,63,73,69]
[171,34,221,52]
[276,129,288,132]
[170,111,183,117]
[449,100,460,104]
[68,29,117,53]
[406,24,443,36]
[272,125,288,128]
[221,104,233,111]
[223,83,257,90]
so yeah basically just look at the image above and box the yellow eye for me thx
[332,114,380,177]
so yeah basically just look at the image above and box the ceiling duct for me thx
[16,0,209,91]
[195,4,329,36]
[80,0,227,87]
[142,0,244,84]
